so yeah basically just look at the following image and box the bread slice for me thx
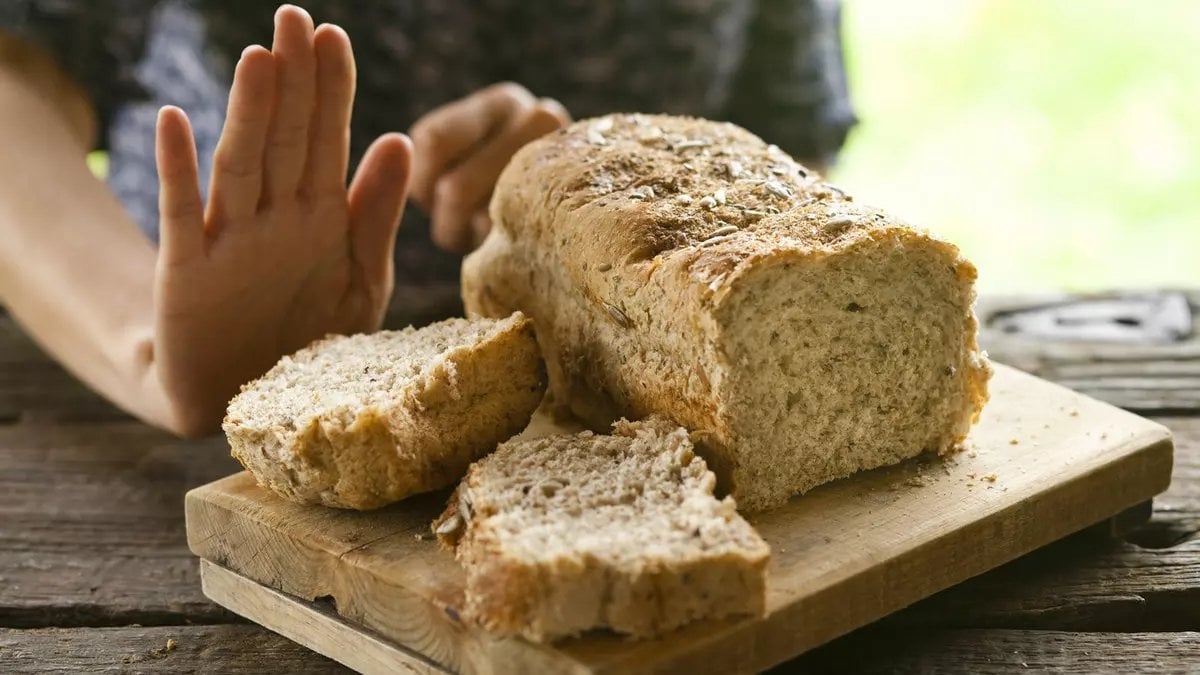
[224,313,545,510]
[433,417,770,642]
[463,113,991,511]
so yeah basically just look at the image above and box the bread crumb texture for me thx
[433,417,770,641]
[463,113,992,511]
[224,313,546,509]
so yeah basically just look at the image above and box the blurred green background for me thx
[833,0,1199,293]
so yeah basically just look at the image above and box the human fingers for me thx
[304,22,355,196]
[407,82,536,209]
[155,106,205,262]
[469,212,493,250]
[262,4,317,202]
[207,45,276,222]
[347,133,413,299]
[430,99,567,252]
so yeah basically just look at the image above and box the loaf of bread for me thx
[432,417,770,642]
[463,114,991,511]
[224,314,545,510]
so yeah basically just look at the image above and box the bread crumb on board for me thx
[124,638,178,664]
[964,472,998,485]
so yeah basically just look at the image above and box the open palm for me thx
[152,6,411,434]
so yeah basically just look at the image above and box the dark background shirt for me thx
[1,0,855,288]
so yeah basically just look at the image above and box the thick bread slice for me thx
[463,114,991,511]
[224,313,545,510]
[432,418,770,642]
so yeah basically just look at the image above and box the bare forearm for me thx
[0,66,179,431]
[2,10,418,437]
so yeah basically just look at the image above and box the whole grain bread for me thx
[433,417,770,642]
[224,313,545,510]
[463,114,991,511]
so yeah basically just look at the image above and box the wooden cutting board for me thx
[185,363,1174,675]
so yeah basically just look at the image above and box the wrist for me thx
[128,331,222,438]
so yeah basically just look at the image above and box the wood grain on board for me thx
[186,364,1174,674]
[200,561,447,675]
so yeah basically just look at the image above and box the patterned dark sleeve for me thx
[723,0,857,167]
[0,0,155,149]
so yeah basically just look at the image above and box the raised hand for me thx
[152,5,412,435]
[409,83,570,253]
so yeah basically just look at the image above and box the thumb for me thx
[348,132,413,299]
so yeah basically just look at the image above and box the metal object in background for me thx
[987,291,1193,344]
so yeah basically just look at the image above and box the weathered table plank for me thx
[0,423,239,627]
[0,625,347,674]
[4,626,1198,674]
[978,291,1200,415]
[886,534,1200,632]
[1134,417,1200,547]
[0,316,130,424]
[793,629,1200,673]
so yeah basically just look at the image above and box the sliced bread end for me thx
[433,417,770,641]
[224,312,546,510]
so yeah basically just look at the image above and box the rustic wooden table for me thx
[2,290,1197,673]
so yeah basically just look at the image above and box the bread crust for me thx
[224,314,546,510]
[463,114,991,510]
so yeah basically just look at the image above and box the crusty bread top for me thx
[438,418,769,565]
[490,114,975,310]
[224,313,532,432]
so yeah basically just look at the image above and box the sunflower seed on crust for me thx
[604,303,633,328]
[764,181,793,199]
[699,234,735,247]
